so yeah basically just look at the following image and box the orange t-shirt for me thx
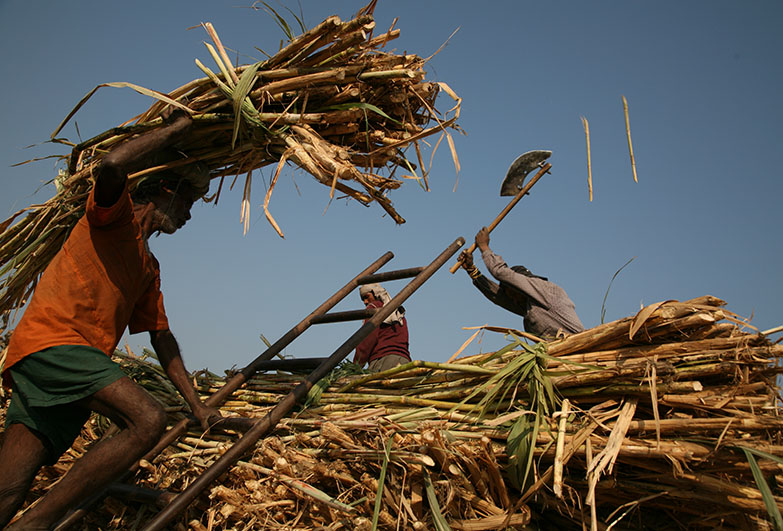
[3,184,169,385]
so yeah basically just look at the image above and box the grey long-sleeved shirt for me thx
[474,249,584,338]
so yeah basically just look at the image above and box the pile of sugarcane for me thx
[5,295,781,530]
[0,2,462,331]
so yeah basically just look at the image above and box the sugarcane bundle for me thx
[0,3,462,332]
[4,296,781,529]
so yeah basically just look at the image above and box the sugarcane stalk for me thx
[317,393,486,411]
[550,335,754,367]
[337,360,494,393]
[264,16,342,70]
[622,95,638,183]
[560,381,703,398]
[304,30,369,68]
[256,109,365,124]
[236,460,356,514]
[250,68,348,98]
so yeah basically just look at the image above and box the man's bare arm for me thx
[94,112,193,207]
[149,329,222,430]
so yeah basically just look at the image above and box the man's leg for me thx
[0,424,51,528]
[6,376,167,530]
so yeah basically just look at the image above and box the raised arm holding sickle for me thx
[0,109,221,530]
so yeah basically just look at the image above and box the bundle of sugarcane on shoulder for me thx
[8,296,780,530]
[0,1,462,334]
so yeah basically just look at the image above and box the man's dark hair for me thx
[129,145,208,205]
[130,174,193,205]
[511,265,548,281]
[130,178,164,205]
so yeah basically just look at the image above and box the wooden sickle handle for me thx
[449,162,552,274]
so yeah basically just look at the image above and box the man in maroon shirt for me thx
[354,284,412,372]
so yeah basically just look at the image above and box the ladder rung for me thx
[248,357,329,371]
[311,308,377,324]
[357,267,425,284]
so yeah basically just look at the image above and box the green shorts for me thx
[5,345,127,464]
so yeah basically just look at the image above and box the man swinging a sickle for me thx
[460,227,584,340]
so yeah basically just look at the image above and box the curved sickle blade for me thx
[500,150,552,196]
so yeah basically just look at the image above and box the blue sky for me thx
[1,1,781,373]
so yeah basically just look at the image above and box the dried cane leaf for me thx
[629,300,677,340]
[51,82,192,139]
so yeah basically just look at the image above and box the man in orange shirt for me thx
[0,111,221,530]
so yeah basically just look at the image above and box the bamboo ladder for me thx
[54,236,465,531]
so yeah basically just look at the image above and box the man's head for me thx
[360,283,387,305]
[145,182,195,234]
[132,175,200,235]
[359,283,405,324]
[499,266,547,310]
[131,161,210,235]
[360,290,377,304]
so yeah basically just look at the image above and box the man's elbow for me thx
[99,153,128,182]
[149,328,175,345]
[94,158,127,205]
